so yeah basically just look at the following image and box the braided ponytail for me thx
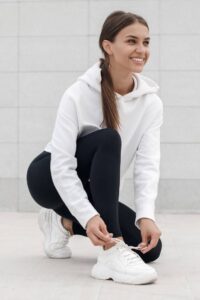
[99,57,120,130]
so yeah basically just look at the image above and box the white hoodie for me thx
[44,60,164,230]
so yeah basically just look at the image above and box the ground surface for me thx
[0,213,199,300]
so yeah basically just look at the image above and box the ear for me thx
[102,40,113,56]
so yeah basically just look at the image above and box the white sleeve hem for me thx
[79,210,100,230]
[135,209,156,230]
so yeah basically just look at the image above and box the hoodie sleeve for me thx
[50,91,100,229]
[133,98,164,230]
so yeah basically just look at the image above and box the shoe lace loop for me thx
[112,238,142,265]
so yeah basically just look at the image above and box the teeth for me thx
[131,57,144,62]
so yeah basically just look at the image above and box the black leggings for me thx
[26,128,162,263]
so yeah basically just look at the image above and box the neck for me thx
[108,63,135,96]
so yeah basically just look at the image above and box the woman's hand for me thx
[137,218,162,254]
[86,215,113,246]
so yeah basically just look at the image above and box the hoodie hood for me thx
[77,60,159,101]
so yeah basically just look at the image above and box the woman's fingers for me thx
[95,229,112,243]
[89,228,113,246]
[137,242,147,250]
[141,236,159,254]
[86,216,114,246]
[100,223,109,236]
[89,233,105,246]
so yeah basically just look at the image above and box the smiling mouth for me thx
[130,57,145,63]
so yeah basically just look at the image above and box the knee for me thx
[142,239,162,263]
[26,163,49,208]
[101,128,122,149]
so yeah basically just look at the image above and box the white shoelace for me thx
[111,238,143,265]
[112,238,142,250]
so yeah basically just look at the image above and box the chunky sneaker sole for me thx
[91,239,158,285]
[38,208,72,259]
[91,263,157,285]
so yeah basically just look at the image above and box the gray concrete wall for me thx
[0,0,200,214]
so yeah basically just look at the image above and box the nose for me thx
[135,44,146,53]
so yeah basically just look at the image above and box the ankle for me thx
[61,217,74,236]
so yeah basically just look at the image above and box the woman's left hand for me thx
[137,218,162,254]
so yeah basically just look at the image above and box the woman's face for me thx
[103,22,150,73]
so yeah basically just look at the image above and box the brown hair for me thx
[99,11,149,131]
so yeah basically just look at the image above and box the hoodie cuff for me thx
[82,211,100,230]
[135,207,156,230]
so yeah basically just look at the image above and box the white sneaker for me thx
[91,239,158,285]
[38,208,72,259]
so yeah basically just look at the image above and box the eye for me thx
[144,41,150,46]
[127,39,136,44]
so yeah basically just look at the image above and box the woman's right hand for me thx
[86,215,113,246]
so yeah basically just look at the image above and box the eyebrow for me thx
[125,35,150,40]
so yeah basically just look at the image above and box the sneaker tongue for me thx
[117,241,142,264]
[116,240,126,247]
[102,240,123,253]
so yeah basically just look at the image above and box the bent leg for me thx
[75,128,122,237]
[26,128,122,237]
[26,151,80,221]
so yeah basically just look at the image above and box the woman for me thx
[26,11,163,285]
